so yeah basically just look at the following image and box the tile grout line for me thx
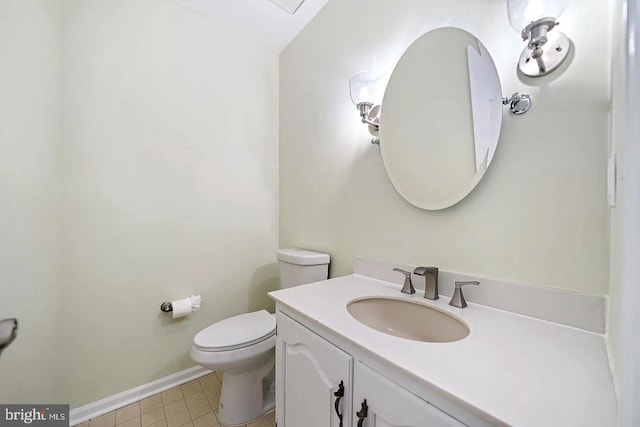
[87,373,273,427]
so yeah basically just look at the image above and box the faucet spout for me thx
[414,267,439,300]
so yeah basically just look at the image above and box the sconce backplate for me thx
[518,31,571,77]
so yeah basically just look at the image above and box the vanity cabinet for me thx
[276,313,353,427]
[276,312,465,427]
[353,362,464,427]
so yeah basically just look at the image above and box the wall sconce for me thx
[349,71,381,133]
[507,0,572,77]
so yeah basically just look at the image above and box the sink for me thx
[347,297,470,343]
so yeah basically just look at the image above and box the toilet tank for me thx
[276,248,330,289]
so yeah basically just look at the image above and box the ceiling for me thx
[175,0,329,52]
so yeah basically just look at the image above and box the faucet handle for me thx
[455,281,480,288]
[392,268,415,294]
[449,281,480,308]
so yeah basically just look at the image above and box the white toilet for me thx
[190,248,330,426]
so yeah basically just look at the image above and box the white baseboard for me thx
[69,366,211,426]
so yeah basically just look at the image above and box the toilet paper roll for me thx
[172,296,196,319]
[190,295,201,313]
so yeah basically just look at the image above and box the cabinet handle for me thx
[356,399,368,427]
[333,381,344,426]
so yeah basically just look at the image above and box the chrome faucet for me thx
[449,281,480,308]
[413,267,439,300]
[392,268,415,294]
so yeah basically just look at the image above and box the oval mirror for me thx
[380,27,503,210]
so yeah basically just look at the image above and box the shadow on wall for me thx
[154,310,199,377]
[248,263,280,314]
[151,345,194,383]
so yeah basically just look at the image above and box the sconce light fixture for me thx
[507,0,572,77]
[349,71,381,132]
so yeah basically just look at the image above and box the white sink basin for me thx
[347,297,470,343]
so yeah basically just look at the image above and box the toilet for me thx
[190,248,330,426]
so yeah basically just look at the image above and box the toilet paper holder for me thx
[160,295,201,318]
[160,301,173,313]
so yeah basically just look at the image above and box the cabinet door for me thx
[353,363,465,427]
[276,312,353,427]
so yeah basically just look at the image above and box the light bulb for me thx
[349,71,379,106]
[524,0,545,21]
[358,87,371,104]
[507,0,569,31]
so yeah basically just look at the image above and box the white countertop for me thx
[269,274,618,427]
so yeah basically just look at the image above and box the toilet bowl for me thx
[190,310,276,426]
[191,248,330,426]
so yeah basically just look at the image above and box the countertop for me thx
[269,274,618,427]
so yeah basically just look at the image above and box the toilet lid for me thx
[194,310,276,352]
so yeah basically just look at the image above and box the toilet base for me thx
[216,353,276,426]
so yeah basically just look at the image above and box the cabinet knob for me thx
[356,399,368,427]
[333,381,344,427]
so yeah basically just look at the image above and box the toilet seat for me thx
[194,310,275,352]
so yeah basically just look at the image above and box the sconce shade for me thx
[349,71,380,105]
[507,0,569,31]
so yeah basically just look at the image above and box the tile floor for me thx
[79,372,275,427]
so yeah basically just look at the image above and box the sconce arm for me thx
[361,117,379,130]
